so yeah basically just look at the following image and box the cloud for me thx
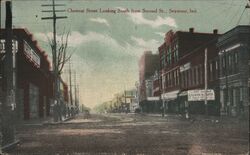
[89,17,110,27]
[35,31,158,56]
[131,36,160,52]
[155,32,165,37]
[35,31,116,47]
[125,11,177,28]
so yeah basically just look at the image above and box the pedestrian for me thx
[185,101,189,119]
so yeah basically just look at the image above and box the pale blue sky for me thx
[1,0,249,108]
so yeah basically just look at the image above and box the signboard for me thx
[147,96,160,101]
[24,41,40,68]
[188,89,215,101]
[180,62,191,72]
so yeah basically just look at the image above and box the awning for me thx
[161,90,180,101]
[179,91,187,97]
[147,96,160,101]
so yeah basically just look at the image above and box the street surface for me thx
[8,113,249,155]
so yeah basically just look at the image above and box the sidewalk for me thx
[140,113,249,124]
[20,115,75,126]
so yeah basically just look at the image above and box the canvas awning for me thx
[147,96,160,101]
[161,90,180,101]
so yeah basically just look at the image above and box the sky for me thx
[1,0,249,109]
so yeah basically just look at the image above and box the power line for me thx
[237,8,246,25]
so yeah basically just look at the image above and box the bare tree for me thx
[47,31,73,121]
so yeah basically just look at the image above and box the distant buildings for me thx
[138,51,160,113]
[138,26,250,117]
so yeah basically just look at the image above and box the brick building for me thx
[159,28,220,115]
[0,28,54,120]
[217,25,250,117]
[138,51,160,113]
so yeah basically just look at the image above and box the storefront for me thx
[0,28,54,120]
[161,90,180,113]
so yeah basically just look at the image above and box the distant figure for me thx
[84,110,90,119]
[185,101,189,119]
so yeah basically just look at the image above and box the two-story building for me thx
[217,25,250,117]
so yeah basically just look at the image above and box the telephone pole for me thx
[204,48,208,116]
[68,59,73,106]
[41,0,67,121]
[1,1,19,151]
[74,71,79,113]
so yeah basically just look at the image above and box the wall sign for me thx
[24,41,40,68]
[188,89,215,101]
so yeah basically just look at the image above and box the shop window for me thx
[29,83,39,118]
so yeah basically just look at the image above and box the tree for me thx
[47,31,73,121]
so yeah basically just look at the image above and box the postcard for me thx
[0,0,249,154]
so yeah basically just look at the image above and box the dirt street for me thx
[8,113,249,155]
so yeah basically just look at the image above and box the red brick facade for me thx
[0,29,54,119]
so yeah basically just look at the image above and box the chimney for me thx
[189,28,194,33]
[213,29,218,34]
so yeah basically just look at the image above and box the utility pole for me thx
[41,0,67,121]
[74,71,78,113]
[68,59,73,106]
[1,1,19,150]
[204,48,208,116]
[158,70,165,117]
[0,0,2,29]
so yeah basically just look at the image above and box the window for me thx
[186,71,188,88]
[0,40,5,53]
[210,62,213,81]
[177,70,179,85]
[223,56,226,68]
[166,73,169,87]
[228,54,231,66]
[188,69,191,87]
[235,52,238,64]
[160,50,165,68]
[181,72,184,88]
[195,67,199,85]
[173,70,176,86]
[234,52,239,74]
[215,60,218,79]
[173,50,179,62]
[200,65,203,85]
[190,68,194,86]
[168,52,172,65]
[169,72,172,87]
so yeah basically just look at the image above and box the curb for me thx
[1,140,20,152]
[42,116,75,125]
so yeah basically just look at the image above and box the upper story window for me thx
[0,40,5,53]
[0,39,18,54]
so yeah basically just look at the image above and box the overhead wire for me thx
[236,8,246,26]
